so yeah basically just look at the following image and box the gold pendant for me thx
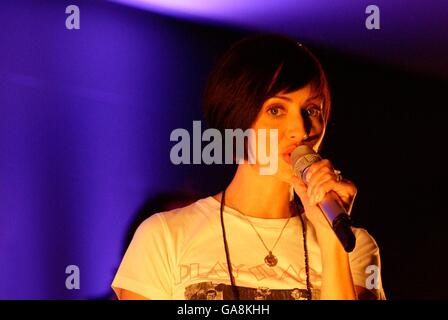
[264,251,278,267]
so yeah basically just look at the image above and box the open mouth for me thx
[282,152,292,165]
[282,141,316,166]
[281,144,299,166]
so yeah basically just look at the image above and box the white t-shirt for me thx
[112,196,385,300]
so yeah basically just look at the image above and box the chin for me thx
[250,160,292,182]
[278,171,294,183]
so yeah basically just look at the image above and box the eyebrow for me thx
[273,96,293,102]
[272,93,323,103]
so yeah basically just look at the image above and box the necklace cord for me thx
[294,193,312,300]
[240,206,291,254]
[220,189,310,300]
[220,189,240,300]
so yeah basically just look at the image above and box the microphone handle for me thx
[317,191,356,252]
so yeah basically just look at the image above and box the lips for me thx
[281,145,300,165]
[282,153,292,165]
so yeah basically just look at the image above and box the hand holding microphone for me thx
[290,145,357,252]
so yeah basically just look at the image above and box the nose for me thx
[285,114,308,143]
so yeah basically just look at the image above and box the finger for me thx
[306,159,334,182]
[333,179,357,207]
[312,178,338,204]
[309,175,335,205]
[339,180,357,214]
[314,179,357,211]
[307,167,336,198]
[290,176,311,206]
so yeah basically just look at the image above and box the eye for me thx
[267,105,285,117]
[304,104,322,118]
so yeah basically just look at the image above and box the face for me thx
[206,291,216,299]
[250,83,326,181]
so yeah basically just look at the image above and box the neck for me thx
[215,164,294,219]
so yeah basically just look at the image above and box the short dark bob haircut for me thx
[203,33,331,145]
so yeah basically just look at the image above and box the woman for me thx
[111,34,385,300]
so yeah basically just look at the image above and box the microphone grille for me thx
[291,145,321,180]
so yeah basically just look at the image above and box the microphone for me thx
[291,145,356,252]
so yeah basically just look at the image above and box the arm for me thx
[291,161,385,300]
[120,289,150,300]
[290,159,359,300]
[316,228,357,300]
[315,226,380,300]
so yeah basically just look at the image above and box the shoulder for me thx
[135,196,217,238]
[350,227,381,262]
[350,227,386,299]
[352,228,379,247]
[352,228,379,248]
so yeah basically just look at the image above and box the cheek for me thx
[253,119,287,149]
[251,124,282,155]
[310,118,324,134]
[312,119,325,139]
